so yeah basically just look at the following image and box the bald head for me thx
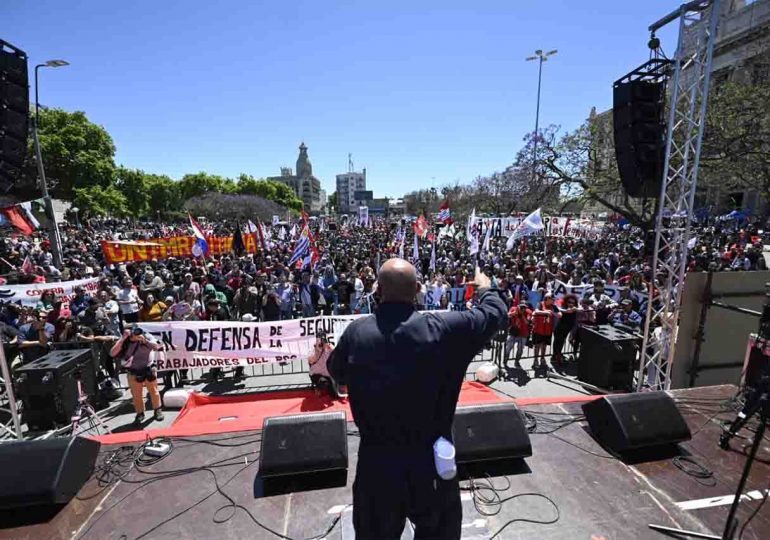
[378,258,419,304]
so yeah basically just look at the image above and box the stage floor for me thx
[1,385,768,540]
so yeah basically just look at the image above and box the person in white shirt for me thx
[116,276,141,323]
[351,270,365,310]
[98,290,121,336]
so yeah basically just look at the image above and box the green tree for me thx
[114,167,151,216]
[36,108,117,198]
[73,185,128,217]
[327,191,337,211]
[146,174,182,216]
[177,172,230,200]
[701,81,770,209]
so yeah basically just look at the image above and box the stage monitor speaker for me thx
[259,411,348,477]
[0,436,100,509]
[453,403,532,463]
[578,325,637,390]
[0,40,29,192]
[582,392,691,456]
[613,79,666,198]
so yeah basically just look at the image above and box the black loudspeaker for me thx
[0,436,100,509]
[582,392,691,455]
[453,403,532,463]
[578,325,637,390]
[259,411,348,477]
[0,40,29,193]
[16,348,97,430]
[613,79,666,198]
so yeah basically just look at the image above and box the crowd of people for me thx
[0,213,767,403]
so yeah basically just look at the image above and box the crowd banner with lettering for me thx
[551,280,648,310]
[139,312,449,371]
[101,233,259,264]
[0,277,100,307]
[467,216,605,241]
[138,315,366,371]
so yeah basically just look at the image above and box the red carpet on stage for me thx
[93,381,506,445]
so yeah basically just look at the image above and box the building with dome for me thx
[267,142,323,213]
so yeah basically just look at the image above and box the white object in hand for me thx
[433,437,457,480]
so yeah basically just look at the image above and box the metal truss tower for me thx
[640,0,721,391]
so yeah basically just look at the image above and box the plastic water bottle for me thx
[433,437,457,480]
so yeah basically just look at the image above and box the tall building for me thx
[336,168,367,214]
[267,142,323,213]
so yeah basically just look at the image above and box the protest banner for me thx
[468,216,605,241]
[138,315,361,371]
[101,233,259,264]
[0,277,100,307]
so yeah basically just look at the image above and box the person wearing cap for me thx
[203,297,233,379]
[69,286,91,318]
[232,281,259,321]
[308,330,340,396]
[181,272,201,298]
[110,326,164,426]
[584,280,615,325]
[611,299,642,331]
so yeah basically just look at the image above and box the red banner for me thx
[101,233,258,264]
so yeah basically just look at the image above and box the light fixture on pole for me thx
[33,58,69,268]
[525,49,557,182]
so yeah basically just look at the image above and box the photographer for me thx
[307,330,340,396]
[110,326,164,426]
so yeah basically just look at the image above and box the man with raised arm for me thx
[329,258,506,539]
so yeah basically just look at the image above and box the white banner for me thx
[468,216,604,241]
[551,279,648,310]
[0,277,100,307]
[138,315,362,371]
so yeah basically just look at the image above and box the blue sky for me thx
[4,0,678,198]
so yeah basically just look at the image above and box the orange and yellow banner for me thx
[101,233,258,264]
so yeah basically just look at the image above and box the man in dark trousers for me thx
[328,258,506,539]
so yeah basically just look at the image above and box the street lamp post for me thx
[525,49,557,182]
[33,59,69,268]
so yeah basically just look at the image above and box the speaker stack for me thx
[0,40,29,194]
[15,348,97,430]
[613,78,666,198]
[578,325,637,390]
[0,436,100,509]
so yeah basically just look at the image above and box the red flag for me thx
[413,215,429,238]
[427,232,436,243]
[21,255,35,274]
[1,206,34,235]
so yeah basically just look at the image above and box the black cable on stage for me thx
[546,432,616,460]
[460,475,560,539]
[671,455,716,487]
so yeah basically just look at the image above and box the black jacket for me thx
[328,289,506,448]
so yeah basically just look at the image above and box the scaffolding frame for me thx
[640,0,721,391]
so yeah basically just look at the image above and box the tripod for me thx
[718,377,768,539]
[648,377,768,540]
[70,374,110,436]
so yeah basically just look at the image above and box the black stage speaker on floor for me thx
[259,411,348,477]
[0,436,100,509]
[0,40,29,193]
[16,348,97,430]
[453,403,532,463]
[582,392,691,456]
[578,325,637,390]
[613,79,666,198]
